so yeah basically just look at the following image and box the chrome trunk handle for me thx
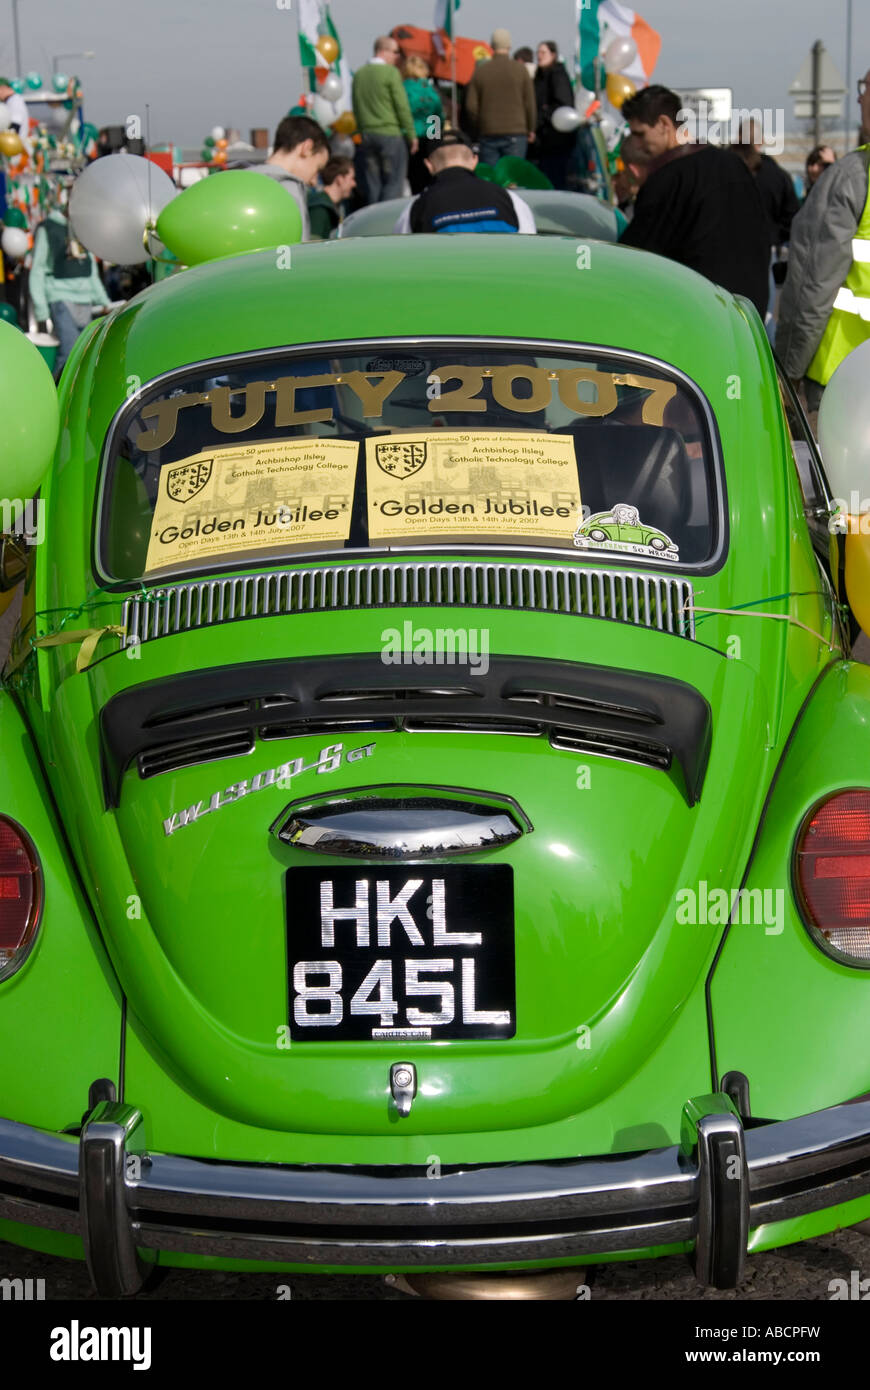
[271,785,531,859]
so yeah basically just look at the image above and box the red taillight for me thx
[0,818,42,980]
[795,791,870,964]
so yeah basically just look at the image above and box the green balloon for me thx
[0,322,59,498]
[3,207,27,229]
[155,170,303,266]
[200,147,213,162]
[0,302,19,325]
[493,156,553,190]
[204,135,216,148]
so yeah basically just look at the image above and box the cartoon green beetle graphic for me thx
[573,503,679,559]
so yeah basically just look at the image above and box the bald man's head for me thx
[428,141,478,173]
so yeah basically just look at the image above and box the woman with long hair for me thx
[533,41,575,189]
[403,54,444,194]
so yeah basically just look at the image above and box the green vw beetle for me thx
[2,231,870,1300]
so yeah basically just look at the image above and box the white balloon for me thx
[1,226,29,259]
[603,35,638,73]
[574,86,596,114]
[310,93,340,129]
[0,102,10,133]
[552,105,582,133]
[320,72,343,102]
[818,340,870,507]
[210,125,226,141]
[69,154,177,264]
[597,113,622,148]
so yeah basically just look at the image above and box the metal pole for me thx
[11,0,22,77]
[812,38,822,148]
[845,0,853,151]
[449,0,457,128]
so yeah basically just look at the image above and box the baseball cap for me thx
[429,130,475,156]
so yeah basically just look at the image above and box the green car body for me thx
[1,234,868,1294]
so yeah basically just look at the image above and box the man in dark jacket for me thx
[394,132,536,234]
[619,85,770,318]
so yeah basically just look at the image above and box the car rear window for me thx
[98,343,723,582]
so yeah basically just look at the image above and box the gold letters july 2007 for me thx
[133,367,678,451]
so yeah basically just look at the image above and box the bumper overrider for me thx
[2,1093,870,1296]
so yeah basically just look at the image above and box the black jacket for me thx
[408,167,521,234]
[754,152,800,246]
[619,144,770,317]
[534,61,575,152]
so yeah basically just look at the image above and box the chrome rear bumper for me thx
[2,1092,870,1296]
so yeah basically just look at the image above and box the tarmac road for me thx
[2,587,870,1301]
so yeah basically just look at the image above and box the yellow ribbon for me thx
[32,625,127,672]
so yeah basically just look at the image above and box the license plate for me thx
[286,865,515,1041]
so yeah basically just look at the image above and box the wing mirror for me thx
[817,340,870,635]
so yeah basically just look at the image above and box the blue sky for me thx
[2,0,867,146]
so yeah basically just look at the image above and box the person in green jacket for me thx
[307,157,357,240]
[352,34,417,204]
[403,54,444,194]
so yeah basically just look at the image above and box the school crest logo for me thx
[374,441,428,479]
[167,459,213,502]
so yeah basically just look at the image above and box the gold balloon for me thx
[316,35,339,64]
[605,73,637,111]
[332,110,356,135]
[0,130,24,157]
[846,525,870,636]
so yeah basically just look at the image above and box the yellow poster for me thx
[366,432,580,544]
[144,439,358,572]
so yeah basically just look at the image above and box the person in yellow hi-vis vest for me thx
[778,69,870,413]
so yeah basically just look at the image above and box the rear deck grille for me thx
[121,561,695,646]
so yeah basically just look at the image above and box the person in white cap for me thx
[464,28,536,169]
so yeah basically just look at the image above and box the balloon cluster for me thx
[0,71,92,264]
[68,154,304,268]
[0,102,31,259]
[200,126,229,166]
[602,34,638,111]
[549,35,640,150]
[307,33,356,138]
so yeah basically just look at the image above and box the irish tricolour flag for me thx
[298,0,341,68]
[434,0,461,39]
[578,0,661,93]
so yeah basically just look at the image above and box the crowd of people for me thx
[346,28,576,206]
[6,25,868,420]
[216,32,870,419]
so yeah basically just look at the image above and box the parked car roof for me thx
[338,190,624,241]
[87,235,755,411]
